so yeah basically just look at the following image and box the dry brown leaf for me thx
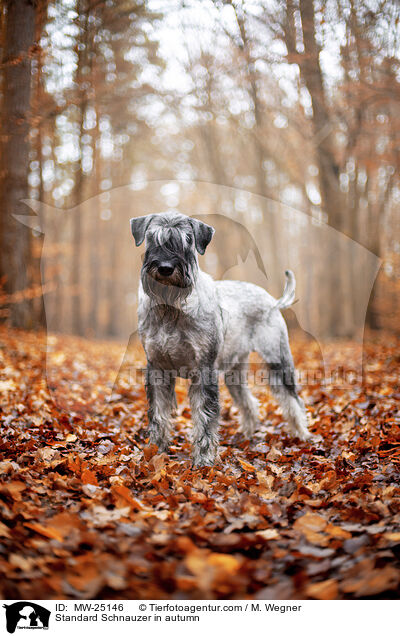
[0,522,11,538]
[111,484,143,509]
[341,565,400,597]
[81,469,99,486]
[24,522,64,542]
[207,553,241,575]
[4,481,26,500]
[306,579,338,600]
[238,458,256,472]
[294,512,328,532]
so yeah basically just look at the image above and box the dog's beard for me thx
[141,264,196,307]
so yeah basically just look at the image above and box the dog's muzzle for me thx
[145,259,185,288]
[157,262,175,277]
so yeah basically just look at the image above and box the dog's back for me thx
[214,278,289,369]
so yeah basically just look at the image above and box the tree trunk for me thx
[233,4,281,281]
[32,15,47,329]
[88,106,100,336]
[70,109,84,336]
[70,0,90,335]
[298,0,353,337]
[0,0,36,327]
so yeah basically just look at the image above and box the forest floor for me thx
[0,327,399,600]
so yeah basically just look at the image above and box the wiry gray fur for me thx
[131,211,312,467]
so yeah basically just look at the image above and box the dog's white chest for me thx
[140,312,208,375]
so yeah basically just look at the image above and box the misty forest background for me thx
[0,0,399,342]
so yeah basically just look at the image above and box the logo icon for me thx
[3,602,50,634]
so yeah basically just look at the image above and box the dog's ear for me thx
[130,215,154,246]
[190,218,215,255]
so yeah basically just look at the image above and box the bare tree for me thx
[0,0,38,327]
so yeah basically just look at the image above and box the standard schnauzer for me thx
[131,211,312,466]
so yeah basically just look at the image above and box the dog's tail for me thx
[268,270,296,319]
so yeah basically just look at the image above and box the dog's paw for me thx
[297,429,316,442]
[287,426,314,442]
[300,432,314,442]
[239,423,259,440]
[191,453,216,468]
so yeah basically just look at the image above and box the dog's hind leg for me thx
[145,365,176,452]
[224,364,259,438]
[257,332,312,441]
[268,379,311,441]
[189,368,220,467]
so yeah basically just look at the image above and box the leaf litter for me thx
[0,328,399,600]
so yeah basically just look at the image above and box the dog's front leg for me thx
[189,368,220,467]
[145,364,176,452]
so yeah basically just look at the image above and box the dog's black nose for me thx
[158,263,175,277]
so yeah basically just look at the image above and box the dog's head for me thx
[130,211,214,304]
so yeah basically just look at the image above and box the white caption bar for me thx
[1,599,396,636]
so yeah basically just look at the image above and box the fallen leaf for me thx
[238,458,256,472]
[256,528,280,540]
[81,469,99,486]
[24,522,64,542]
[306,579,338,600]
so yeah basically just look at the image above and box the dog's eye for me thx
[186,234,193,245]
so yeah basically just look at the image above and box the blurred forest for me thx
[0,0,399,340]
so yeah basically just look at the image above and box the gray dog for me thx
[131,211,312,467]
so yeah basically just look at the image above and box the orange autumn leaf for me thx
[111,484,143,509]
[24,522,64,542]
[325,523,352,540]
[67,455,82,474]
[81,469,99,486]
[190,491,208,504]
[238,458,256,472]
[3,481,26,500]
[293,512,328,532]
[306,579,338,600]
[207,553,241,575]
